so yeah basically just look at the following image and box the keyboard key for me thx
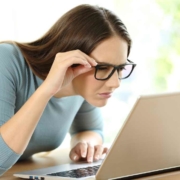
[47,165,100,178]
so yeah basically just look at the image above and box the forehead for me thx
[90,35,128,65]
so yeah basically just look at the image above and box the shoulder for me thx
[0,43,24,67]
[0,43,28,84]
[0,43,25,68]
[0,43,20,58]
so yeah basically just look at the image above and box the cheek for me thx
[73,71,94,93]
[73,71,102,95]
[81,76,95,93]
[73,72,108,107]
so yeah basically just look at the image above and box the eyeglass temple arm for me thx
[127,59,133,63]
[127,59,136,66]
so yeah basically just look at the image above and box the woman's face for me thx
[72,35,128,107]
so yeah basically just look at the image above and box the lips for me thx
[98,92,112,98]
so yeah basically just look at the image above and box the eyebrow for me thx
[96,61,127,66]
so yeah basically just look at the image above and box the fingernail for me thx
[88,157,93,162]
[74,155,77,161]
[93,61,97,65]
[82,153,86,158]
[95,155,99,160]
[85,63,91,68]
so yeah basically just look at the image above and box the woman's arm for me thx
[0,64,52,176]
[0,46,96,175]
[0,84,51,154]
[0,48,96,155]
[69,100,108,163]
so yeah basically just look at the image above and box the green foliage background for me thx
[154,0,180,91]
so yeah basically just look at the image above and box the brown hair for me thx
[15,4,132,79]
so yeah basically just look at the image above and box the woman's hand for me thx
[69,141,109,163]
[42,50,97,97]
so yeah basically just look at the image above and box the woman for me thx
[0,4,136,176]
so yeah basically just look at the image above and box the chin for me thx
[87,99,108,107]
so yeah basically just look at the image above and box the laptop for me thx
[14,91,180,180]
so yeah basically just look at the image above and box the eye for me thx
[117,66,126,72]
[98,65,109,70]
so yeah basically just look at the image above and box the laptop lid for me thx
[14,91,180,180]
[96,91,180,179]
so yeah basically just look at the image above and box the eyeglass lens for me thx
[96,64,133,80]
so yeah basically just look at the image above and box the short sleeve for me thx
[0,44,22,176]
[69,100,104,140]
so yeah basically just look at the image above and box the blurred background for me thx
[0,0,180,147]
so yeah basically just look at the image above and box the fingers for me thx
[70,60,93,78]
[69,142,87,162]
[69,142,109,163]
[103,147,109,154]
[87,144,109,162]
[70,49,97,67]
[69,150,80,162]
[94,145,104,161]
[85,142,94,163]
[56,50,97,68]
[75,142,94,163]
[43,49,97,96]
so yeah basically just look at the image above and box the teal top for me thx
[0,43,103,176]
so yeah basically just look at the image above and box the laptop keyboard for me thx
[47,165,100,178]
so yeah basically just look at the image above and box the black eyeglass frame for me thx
[94,59,136,81]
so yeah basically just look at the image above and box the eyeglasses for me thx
[94,59,136,81]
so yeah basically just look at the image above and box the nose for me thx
[105,70,120,89]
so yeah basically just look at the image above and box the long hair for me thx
[15,4,132,79]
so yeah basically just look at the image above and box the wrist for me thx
[37,82,54,101]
